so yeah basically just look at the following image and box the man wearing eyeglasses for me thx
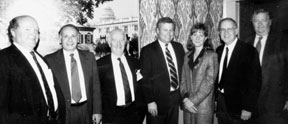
[215,17,262,124]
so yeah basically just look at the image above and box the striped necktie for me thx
[165,44,178,89]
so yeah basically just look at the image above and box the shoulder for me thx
[171,41,184,49]
[238,40,256,51]
[45,50,61,59]
[96,54,111,66]
[216,44,224,53]
[205,50,218,58]
[78,49,94,58]
[142,41,157,49]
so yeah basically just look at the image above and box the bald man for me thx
[0,15,65,124]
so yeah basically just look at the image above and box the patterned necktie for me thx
[30,51,55,116]
[256,36,263,54]
[219,47,229,90]
[70,54,82,103]
[118,58,132,104]
[165,44,178,89]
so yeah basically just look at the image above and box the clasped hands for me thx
[183,98,198,113]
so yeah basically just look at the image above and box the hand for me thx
[92,114,102,124]
[148,102,158,116]
[241,110,251,120]
[183,98,198,113]
[284,100,288,111]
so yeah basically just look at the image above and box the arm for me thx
[190,53,219,106]
[180,55,189,99]
[92,54,102,123]
[139,47,155,104]
[0,54,9,124]
[243,48,262,112]
[140,47,158,116]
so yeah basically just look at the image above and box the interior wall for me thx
[139,0,223,50]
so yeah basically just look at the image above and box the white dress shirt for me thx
[111,53,135,106]
[63,50,87,103]
[14,43,58,111]
[158,40,179,91]
[218,38,238,86]
[253,35,268,65]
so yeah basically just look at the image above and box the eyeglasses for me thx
[219,28,236,33]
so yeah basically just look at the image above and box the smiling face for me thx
[108,30,126,57]
[156,23,175,44]
[191,30,207,48]
[219,19,238,45]
[11,16,39,51]
[252,12,271,36]
[60,26,79,52]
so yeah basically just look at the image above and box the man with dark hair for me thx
[216,17,262,124]
[140,17,185,124]
[0,15,65,124]
[45,24,102,124]
[245,8,288,124]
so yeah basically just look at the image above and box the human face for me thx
[109,31,126,57]
[252,12,271,36]
[219,20,238,45]
[156,23,174,44]
[11,17,39,51]
[191,30,207,48]
[60,27,79,52]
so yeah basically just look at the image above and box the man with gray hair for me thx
[97,29,142,124]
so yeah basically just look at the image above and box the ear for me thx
[59,35,63,45]
[10,29,16,37]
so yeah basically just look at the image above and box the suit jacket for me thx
[216,40,262,116]
[45,49,101,124]
[140,40,185,115]
[0,45,65,124]
[97,54,139,123]
[245,31,288,115]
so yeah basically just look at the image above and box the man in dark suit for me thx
[216,18,262,124]
[97,29,142,124]
[245,9,288,124]
[140,17,185,124]
[45,24,102,124]
[0,15,65,124]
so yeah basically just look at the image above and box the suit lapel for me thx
[217,45,224,63]
[155,41,169,74]
[10,45,47,104]
[227,40,242,70]
[54,50,71,99]
[171,42,182,76]
[262,33,276,67]
[78,50,90,97]
[125,55,137,92]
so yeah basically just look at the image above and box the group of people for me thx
[0,8,287,124]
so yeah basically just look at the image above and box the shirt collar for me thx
[63,49,79,58]
[225,38,238,51]
[14,42,34,54]
[158,40,171,48]
[111,53,125,61]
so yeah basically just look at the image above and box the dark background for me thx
[239,0,288,39]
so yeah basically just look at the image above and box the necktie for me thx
[70,54,82,103]
[165,44,178,90]
[30,51,55,117]
[118,58,132,104]
[256,36,263,54]
[219,47,229,90]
